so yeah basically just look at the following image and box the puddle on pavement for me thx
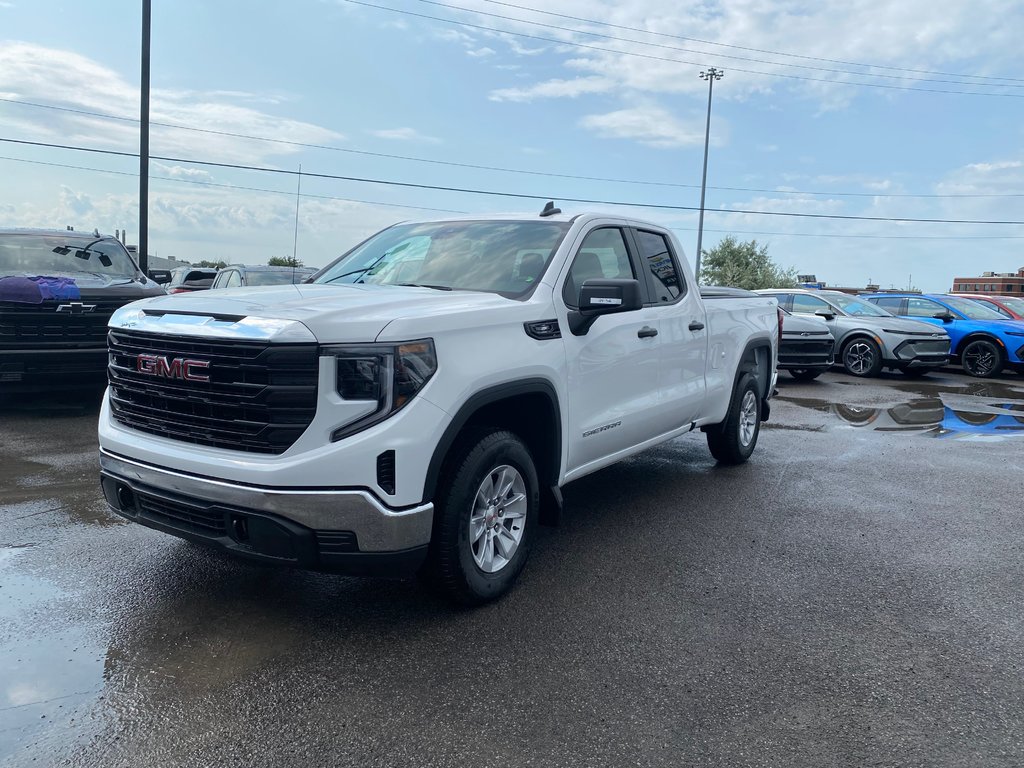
[0,546,107,763]
[775,392,1024,440]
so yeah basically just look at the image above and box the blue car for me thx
[863,293,1024,378]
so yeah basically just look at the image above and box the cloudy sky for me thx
[2,0,1024,290]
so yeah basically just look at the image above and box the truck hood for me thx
[116,284,522,342]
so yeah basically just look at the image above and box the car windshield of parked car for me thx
[826,292,892,317]
[246,270,312,286]
[996,297,1024,315]
[0,235,138,278]
[315,220,571,297]
[943,296,1006,320]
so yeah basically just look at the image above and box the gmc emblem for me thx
[136,354,210,382]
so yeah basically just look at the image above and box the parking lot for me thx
[2,369,1023,768]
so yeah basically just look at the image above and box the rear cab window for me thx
[633,229,685,304]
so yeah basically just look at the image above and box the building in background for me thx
[796,275,918,295]
[951,268,1024,293]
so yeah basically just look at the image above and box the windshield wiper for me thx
[397,283,453,291]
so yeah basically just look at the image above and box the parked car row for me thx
[766,287,1024,381]
[167,264,316,293]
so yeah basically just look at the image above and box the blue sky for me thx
[2,0,1024,291]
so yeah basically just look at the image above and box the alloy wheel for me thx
[468,465,527,573]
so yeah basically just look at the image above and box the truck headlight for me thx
[326,339,437,441]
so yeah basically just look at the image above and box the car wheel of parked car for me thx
[426,429,539,605]
[961,338,1004,378]
[706,373,760,465]
[788,368,822,381]
[841,337,883,378]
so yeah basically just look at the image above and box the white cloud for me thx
[467,47,496,58]
[489,76,614,102]
[0,42,343,164]
[579,106,708,148]
[966,160,1024,173]
[152,162,214,181]
[370,127,441,143]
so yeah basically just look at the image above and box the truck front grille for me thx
[0,299,126,350]
[107,329,319,454]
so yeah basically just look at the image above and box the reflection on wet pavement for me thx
[776,379,1024,439]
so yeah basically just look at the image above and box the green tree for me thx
[195,260,227,269]
[269,256,303,267]
[699,236,796,290]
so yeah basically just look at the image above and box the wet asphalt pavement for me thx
[2,371,1023,767]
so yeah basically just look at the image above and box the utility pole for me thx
[292,164,302,265]
[694,67,723,283]
[139,0,151,274]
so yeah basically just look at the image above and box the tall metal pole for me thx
[139,0,151,274]
[694,67,723,283]
[292,164,302,265]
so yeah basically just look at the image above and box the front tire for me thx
[841,337,884,378]
[426,429,539,605]
[960,338,1004,378]
[706,373,761,465]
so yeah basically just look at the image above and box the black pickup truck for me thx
[0,229,166,389]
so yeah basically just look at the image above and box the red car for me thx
[950,293,1024,320]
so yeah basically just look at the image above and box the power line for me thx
[0,155,466,214]
[477,0,1024,85]
[5,136,1024,226]
[420,0,1024,89]
[341,0,1024,98]
[4,96,1023,199]
[6,153,1024,240]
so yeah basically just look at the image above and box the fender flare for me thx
[422,378,562,504]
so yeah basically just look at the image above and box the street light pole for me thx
[694,67,723,283]
[139,0,151,274]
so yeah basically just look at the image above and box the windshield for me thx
[247,270,313,286]
[825,292,892,317]
[0,234,139,279]
[315,220,572,297]
[943,295,1006,320]
[996,296,1024,316]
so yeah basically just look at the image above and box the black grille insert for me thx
[108,329,319,454]
[1,299,128,350]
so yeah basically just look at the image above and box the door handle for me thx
[637,326,658,339]
[688,321,705,331]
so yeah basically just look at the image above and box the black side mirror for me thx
[815,310,836,321]
[568,278,643,336]
[933,312,955,322]
[147,269,172,285]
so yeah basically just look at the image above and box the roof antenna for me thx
[539,201,561,217]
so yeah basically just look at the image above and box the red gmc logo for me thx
[136,353,210,382]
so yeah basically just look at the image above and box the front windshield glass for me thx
[825,292,892,317]
[996,296,1024,316]
[0,234,138,278]
[943,295,1006,320]
[315,220,572,297]
[247,270,313,286]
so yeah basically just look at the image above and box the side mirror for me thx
[568,278,643,336]
[147,269,172,285]
[815,310,836,321]
[933,312,955,322]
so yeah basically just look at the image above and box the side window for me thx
[212,272,226,288]
[906,298,942,318]
[987,303,1012,318]
[790,294,831,314]
[635,229,684,302]
[872,296,903,313]
[225,270,242,288]
[562,228,635,307]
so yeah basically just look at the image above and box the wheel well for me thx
[424,383,561,504]
[954,333,1002,358]
[839,333,877,354]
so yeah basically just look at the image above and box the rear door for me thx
[629,227,707,429]
[557,224,664,471]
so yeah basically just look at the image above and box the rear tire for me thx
[960,338,1004,378]
[706,373,761,465]
[425,429,539,605]
[788,368,823,381]
[841,337,884,378]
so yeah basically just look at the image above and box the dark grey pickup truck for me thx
[0,229,166,389]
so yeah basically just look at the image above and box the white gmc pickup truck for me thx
[99,208,779,603]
